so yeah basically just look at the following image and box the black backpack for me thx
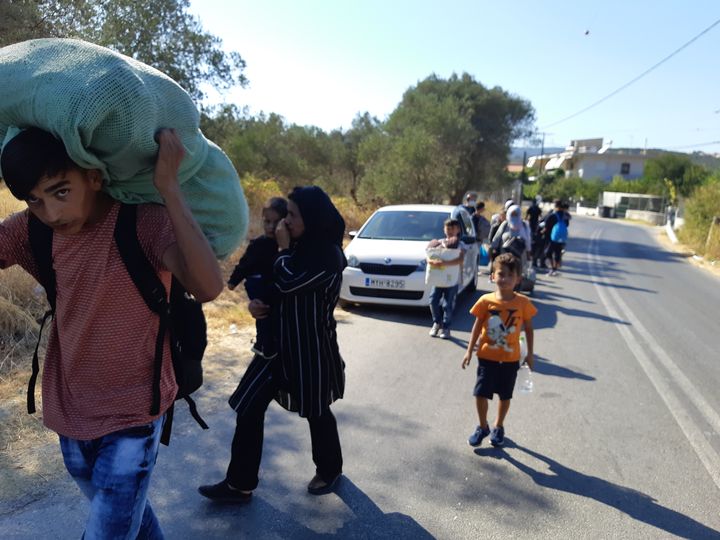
[27,203,208,445]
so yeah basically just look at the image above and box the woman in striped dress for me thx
[199,186,347,502]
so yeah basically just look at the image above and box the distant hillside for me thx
[687,151,720,170]
[607,148,720,171]
[509,146,720,170]
[509,146,564,164]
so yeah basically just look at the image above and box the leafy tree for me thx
[200,104,246,148]
[0,1,50,46]
[679,182,720,258]
[360,73,534,204]
[576,178,605,206]
[644,154,708,201]
[339,113,381,202]
[1,0,246,104]
[606,176,646,194]
[542,176,580,202]
[224,113,296,187]
[535,168,564,196]
[359,125,459,205]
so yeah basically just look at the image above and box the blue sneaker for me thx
[468,425,491,447]
[490,426,505,447]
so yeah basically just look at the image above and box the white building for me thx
[527,138,652,181]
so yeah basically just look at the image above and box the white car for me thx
[340,204,480,307]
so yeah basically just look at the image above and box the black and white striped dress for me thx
[228,244,346,418]
[273,245,346,417]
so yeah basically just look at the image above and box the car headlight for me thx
[347,255,360,268]
[416,259,427,272]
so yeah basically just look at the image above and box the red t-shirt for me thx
[0,202,177,439]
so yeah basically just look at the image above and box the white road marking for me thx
[588,228,720,490]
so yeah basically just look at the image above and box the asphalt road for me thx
[2,215,720,539]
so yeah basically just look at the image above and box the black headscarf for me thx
[288,186,347,271]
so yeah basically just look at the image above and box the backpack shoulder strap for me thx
[114,204,168,314]
[26,213,55,415]
[113,203,168,417]
[27,213,56,311]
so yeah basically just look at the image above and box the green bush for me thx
[522,182,539,200]
[678,182,720,260]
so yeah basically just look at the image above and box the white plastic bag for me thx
[425,247,461,287]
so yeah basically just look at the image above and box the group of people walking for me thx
[425,193,570,340]
[0,125,347,537]
[0,120,558,537]
[484,194,571,276]
[423,192,575,449]
[200,186,348,503]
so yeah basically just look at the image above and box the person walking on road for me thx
[0,128,223,538]
[200,185,347,503]
[473,201,491,244]
[427,218,467,340]
[540,200,569,276]
[462,191,478,217]
[462,253,537,448]
[525,196,542,235]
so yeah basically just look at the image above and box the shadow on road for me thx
[183,476,433,539]
[560,257,661,282]
[478,442,719,539]
[565,276,657,295]
[532,355,595,381]
[340,287,481,335]
[324,477,434,539]
[590,238,685,267]
[530,297,629,331]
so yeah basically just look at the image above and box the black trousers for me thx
[225,371,343,491]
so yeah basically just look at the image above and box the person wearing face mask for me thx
[463,192,478,217]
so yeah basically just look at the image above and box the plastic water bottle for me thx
[519,364,534,394]
[518,333,533,393]
[519,333,528,359]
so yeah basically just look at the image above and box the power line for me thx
[665,140,720,150]
[541,17,720,129]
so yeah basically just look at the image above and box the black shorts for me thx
[473,359,520,400]
[547,241,564,263]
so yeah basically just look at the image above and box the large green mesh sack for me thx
[0,38,247,259]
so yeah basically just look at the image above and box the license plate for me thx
[364,277,405,289]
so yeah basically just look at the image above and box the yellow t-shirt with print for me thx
[469,292,537,363]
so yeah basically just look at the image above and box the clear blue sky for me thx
[189,0,720,154]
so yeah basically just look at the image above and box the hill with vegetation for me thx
[510,146,720,170]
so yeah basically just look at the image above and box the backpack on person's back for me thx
[550,212,569,243]
[491,220,529,259]
[27,203,208,445]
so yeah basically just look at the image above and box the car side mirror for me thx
[348,230,358,238]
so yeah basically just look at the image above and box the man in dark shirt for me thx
[525,197,542,235]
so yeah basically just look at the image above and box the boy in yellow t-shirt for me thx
[462,252,537,447]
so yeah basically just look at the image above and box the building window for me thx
[620,162,630,174]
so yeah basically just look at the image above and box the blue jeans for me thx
[59,416,165,539]
[429,285,458,327]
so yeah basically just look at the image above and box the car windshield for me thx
[358,211,449,241]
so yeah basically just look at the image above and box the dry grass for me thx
[0,179,376,484]
[0,375,61,490]
[0,187,49,378]
[333,195,374,233]
[0,186,59,487]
